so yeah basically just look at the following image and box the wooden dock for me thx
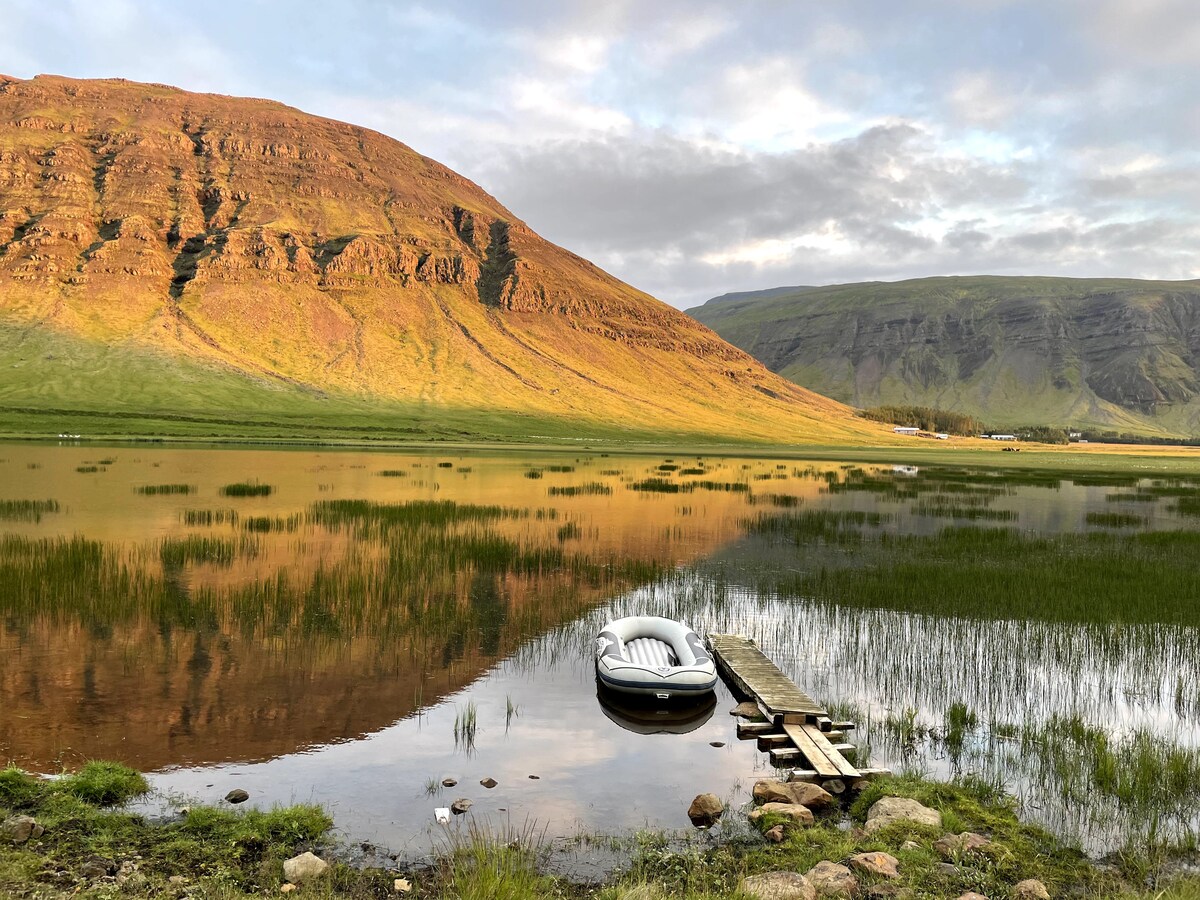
[707,633,888,789]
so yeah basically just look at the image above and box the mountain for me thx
[0,74,880,445]
[689,275,1200,435]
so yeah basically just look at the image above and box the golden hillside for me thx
[0,74,882,443]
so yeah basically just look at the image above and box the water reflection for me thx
[596,685,717,736]
[1,445,1199,861]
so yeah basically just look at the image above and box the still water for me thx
[1,444,1198,870]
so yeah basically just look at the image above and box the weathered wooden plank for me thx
[781,723,841,777]
[736,721,778,739]
[768,746,804,765]
[800,724,860,778]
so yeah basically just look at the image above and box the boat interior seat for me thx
[625,637,679,668]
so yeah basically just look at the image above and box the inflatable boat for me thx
[594,616,717,699]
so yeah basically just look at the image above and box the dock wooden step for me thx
[783,723,860,778]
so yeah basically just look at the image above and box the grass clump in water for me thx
[0,499,59,522]
[135,484,194,496]
[219,481,273,497]
[1087,512,1148,528]
[548,483,612,497]
[180,508,238,526]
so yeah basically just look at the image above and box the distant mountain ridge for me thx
[0,74,882,444]
[688,275,1200,435]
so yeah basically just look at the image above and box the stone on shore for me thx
[688,793,724,825]
[863,797,941,834]
[451,798,472,814]
[282,851,328,883]
[806,860,859,897]
[224,789,249,804]
[749,802,815,825]
[1012,880,1049,900]
[754,779,835,809]
[935,832,991,858]
[739,871,817,900]
[849,852,900,879]
[1,815,43,844]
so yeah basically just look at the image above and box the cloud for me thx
[4,0,1200,307]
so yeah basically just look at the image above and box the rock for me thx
[749,802,815,826]
[687,792,724,825]
[480,777,497,789]
[1012,880,1049,900]
[863,797,941,835]
[451,798,472,814]
[935,832,991,858]
[958,894,989,900]
[806,860,859,897]
[281,885,297,894]
[764,824,786,843]
[732,701,763,719]
[849,852,900,879]
[282,851,328,883]
[1,815,43,844]
[754,779,835,809]
[739,871,817,900]
[441,778,457,787]
[900,841,921,852]
[394,877,412,892]
[939,864,961,877]
[225,788,249,804]
[81,856,116,878]
[823,779,847,796]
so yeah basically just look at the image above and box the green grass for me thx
[749,516,1200,626]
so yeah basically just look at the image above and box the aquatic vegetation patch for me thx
[0,499,60,522]
[547,483,612,497]
[180,508,238,526]
[160,535,253,568]
[752,520,1200,626]
[135,483,194,495]
[1086,512,1148,528]
[220,481,273,497]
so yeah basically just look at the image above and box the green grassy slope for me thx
[689,275,1200,435]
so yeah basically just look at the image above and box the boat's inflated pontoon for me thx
[594,616,717,699]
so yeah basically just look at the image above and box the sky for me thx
[5,0,1200,308]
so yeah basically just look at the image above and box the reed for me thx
[0,499,59,522]
[219,481,273,497]
[135,484,194,495]
[180,508,238,526]
[547,483,612,497]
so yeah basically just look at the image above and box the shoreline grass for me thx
[2,761,1198,899]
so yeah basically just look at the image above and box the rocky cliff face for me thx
[0,74,870,442]
[689,276,1200,434]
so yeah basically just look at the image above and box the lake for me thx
[1,444,1198,873]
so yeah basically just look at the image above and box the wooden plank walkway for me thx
[708,633,880,786]
[707,633,825,725]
